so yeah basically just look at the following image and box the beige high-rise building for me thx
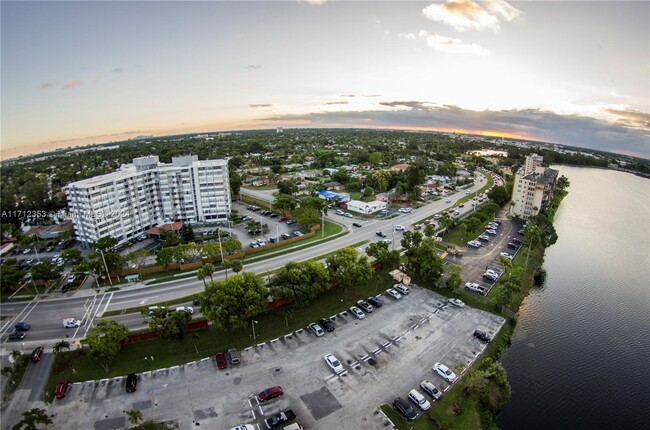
[510,154,558,220]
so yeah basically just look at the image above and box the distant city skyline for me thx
[2,0,649,159]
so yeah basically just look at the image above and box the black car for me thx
[393,397,418,421]
[367,296,383,308]
[318,318,335,332]
[31,347,44,362]
[473,330,492,343]
[281,233,291,240]
[352,222,362,228]
[376,231,387,238]
[269,237,277,243]
[512,237,523,244]
[264,409,296,428]
[507,242,519,250]
[126,373,138,393]
[192,297,200,306]
[14,322,30,331]
[8,332,25,341]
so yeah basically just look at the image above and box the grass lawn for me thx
[46,271,397,398]
[242,184,277,191]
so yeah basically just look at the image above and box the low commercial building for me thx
[346,200,387,215]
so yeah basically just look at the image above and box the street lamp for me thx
[252,320,258,342]
[321,209,325,238]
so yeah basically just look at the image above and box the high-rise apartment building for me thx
[509,153,558,220]
[66,155,230,246]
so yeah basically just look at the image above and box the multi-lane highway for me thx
[0,172,497,349]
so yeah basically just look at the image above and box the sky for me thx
[1,0,649,159]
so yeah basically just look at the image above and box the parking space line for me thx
[372,348,381,355]
[392,336,401,342]
[410,323,419,330]
[401,330,409,337]
[381,341,390,348]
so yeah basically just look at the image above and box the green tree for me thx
[147,308,192,341]
[230,259,243,274]
[400,231,423,259]
[53,340,70,354]
[487,186,510,206]
[179,224,195,242]
[292,207,320,226]
[229,171,243,198]
[126,409,144,427]
[464,217,482,234]
[273,194,297,215]
[155,248,174,269]
[61,248,82,264]
[102,252,126,277]
[407,237,444,286]
[86,320,130,372]
[126,249,151,269]
[446,272,462,290]
[0,261,25,291]
[299,196,327,213]
[1,366,14,378]
[369,151,382,166]
[11,408,52,430]
[423,223,436,237]
[365,242,400,269]
[30,261,60,287]
[92,236,117,252]
[202,272,268,330]
[277,179,298,196]
[159,228,182,248]
[556,175,570,191]
[270,261,330,307]
[325,247,373,289]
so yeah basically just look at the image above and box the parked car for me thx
[486,229,497,235]
[308,323,325,337]
[385,288,402,300]
[467,240,481,248]
[433,214,442,220]
[286,220,297,225]
[465,282,487,295]
[318,318,335,332]
[281,233,291,240]
[500,252,514,260]
[324,353,344,373]
[382,238,392,245]
[478,235,490,242]
[393,284,410,295]
[356,300,373,313]
[512,237,523,244]
[265,409,296,429]
[126,373,138,392]
[408,389,431,411]
[14,322,30,331]
[229,425,255,430]
[398,207,412,213]
[215,352,228,369]
[349,306,365,319]
[55,380,70,399]
[228,348,241,365]
[445,198,451,203]
[30,347,44,362]
[507,242,519,250]
[367,296,383,308]
[483,271,499,281]
[258,386,283,402]
[293,231,303,237]
[175,306,194,314]
[8,331,25,341]
[420,380,442,400]
[433,363,458,383]
[376,231,387,238]
[473,330,492,343]
[448,298,465,308]
[393,397,418,421]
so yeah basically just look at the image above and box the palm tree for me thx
[196,267,208,287]
[126,409,144,426]
[202,263,216,282]
[53,340,71,354]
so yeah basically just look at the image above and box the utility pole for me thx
[98,249,113,286]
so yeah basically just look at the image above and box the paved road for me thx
[0,172,496,348]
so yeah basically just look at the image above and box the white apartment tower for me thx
[66,155,230,245]
[509,154,558,220]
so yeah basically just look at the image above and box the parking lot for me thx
[450,216,526,296]
[48,287,505,429]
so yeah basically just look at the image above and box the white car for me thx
[433,214,441,220]
[433,362,458,383]
[445,198,451,203]
[175,306,194,314]
[349,306,365,319]
[62,318,81,328]
[408,389,431,411]
[500,252,514,260]
[382,238,392,245]
[467,241,481,248]
[335,209,344,215]
[324,353,344,373]
[309,322,325,337]
[398,207,412,213]
[465,190,471,194]
[385,288,402,299]
[420,380,443,400]
[394,225,405,231]
[448,298,465,308]
[229,425,255,430]
[393,284,410,295]
[486,229,497,235]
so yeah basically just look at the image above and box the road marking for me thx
[382,342,390,348]
[392,336,401,343]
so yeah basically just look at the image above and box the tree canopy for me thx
[86,320,130,372]
[201,272,268,329]
[325,247,373,288]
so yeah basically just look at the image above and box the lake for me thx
[498,166,650,429]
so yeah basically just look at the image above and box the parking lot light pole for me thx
[392,226,396,251]
[321,210,325,238]
[252,320,258,342]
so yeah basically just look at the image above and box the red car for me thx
[258,385,283,402]
[55,380,69,399]
[215,352,227,369]
[279,217,288,222]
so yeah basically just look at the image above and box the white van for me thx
[408,389,431,411]
[282,424,303,430]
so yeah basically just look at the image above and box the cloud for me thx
[603,108,650,128]
[422,0,522,32]
[249,104,274,108]
[340,94,381,98]
[243,65,262,69]
[38,81,56,89]
[62,80,83,90]
[258,103,650,158]
[298,0,327,5]
[418,30,490,55]
[111,68,124,73]
[398,33,417,41]
[323,101,350,105]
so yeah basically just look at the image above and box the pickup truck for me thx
[464,282,487,295]
[265,409,296,429]
[446,246,463,256]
